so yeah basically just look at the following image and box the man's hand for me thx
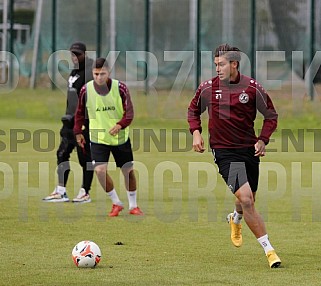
[255,140,266,156]
[76,134,85,148]
[109,124,122,136]
[192,130,205,153]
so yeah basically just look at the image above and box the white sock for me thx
[127,190,137,209]
[257,234,274,254]
[56,185,66,195]
[233,210,243,224]
[107,189,122,205]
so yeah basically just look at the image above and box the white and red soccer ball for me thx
[72,240,101,268]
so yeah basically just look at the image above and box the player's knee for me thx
[121,162,134,175]
[240,196,255,211]
[127,168,135,177]
[94,164,105,176]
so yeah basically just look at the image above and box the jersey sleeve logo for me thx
[239,92,249,103]
[68,75,80,88]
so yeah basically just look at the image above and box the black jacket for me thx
[63,57,93,127]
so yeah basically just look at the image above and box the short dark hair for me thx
[93,57,109,69]
[214,44,241,63]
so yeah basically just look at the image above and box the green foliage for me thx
[1,88,321,285]
[13,9,35,25]
[0,9,34,26]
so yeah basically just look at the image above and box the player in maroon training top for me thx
[187,44,281,268]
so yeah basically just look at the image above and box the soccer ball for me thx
[72,240,102,268]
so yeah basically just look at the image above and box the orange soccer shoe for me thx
[129,207,144,216]
[108,204,124,217]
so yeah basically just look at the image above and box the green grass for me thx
[1,87,321,285]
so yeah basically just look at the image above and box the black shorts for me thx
[212,147,260,193]
[90,139,134,168]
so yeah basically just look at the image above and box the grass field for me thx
[1,86,321,285]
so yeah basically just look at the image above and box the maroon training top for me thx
[187,72,278,149]
[74,78,134,135]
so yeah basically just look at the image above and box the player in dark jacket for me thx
[43,42,94,203]
[188,44,281,268]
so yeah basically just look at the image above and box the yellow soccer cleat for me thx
[266,250,281,268]
[227,213,242,247]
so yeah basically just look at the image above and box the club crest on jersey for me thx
[215,89,222,99]
[239,92,249,103]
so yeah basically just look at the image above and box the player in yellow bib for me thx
[74,57,143,216]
